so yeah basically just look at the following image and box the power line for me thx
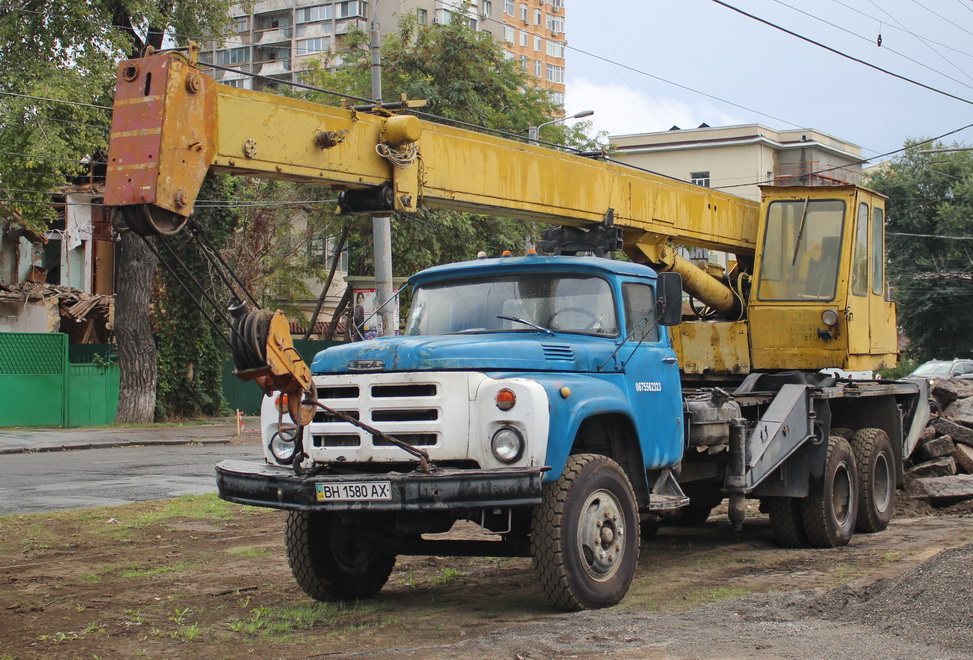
[770,0,973,92]
[889,232,973,240]
[827,0,973,61]
[864,0,973,88]
[0,90,112,111]
[709,0,973,107]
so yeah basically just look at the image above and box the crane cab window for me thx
[757,199,845,301]
[852,202,869,296]
[872,207,885,296]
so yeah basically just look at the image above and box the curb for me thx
[0,437,232,456]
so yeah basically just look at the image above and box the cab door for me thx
[846,198,872,357]
[619,280,683,468]
[868,203,898,360]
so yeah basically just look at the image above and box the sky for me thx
[562,0,973,162]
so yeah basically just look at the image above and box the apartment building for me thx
[199,0,567,106]
[610,124,864,202]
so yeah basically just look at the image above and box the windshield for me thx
[911,361,953,377]
[757,199,845,301]
[405,273,619,337]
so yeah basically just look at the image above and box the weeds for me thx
[227,546,274,558]
[434,567,464,585]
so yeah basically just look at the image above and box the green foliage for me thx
[296,15,604,279]
[865,142,973,361]
[155,176,238,419]
[0,1,235,231]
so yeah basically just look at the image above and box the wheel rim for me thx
[832,462,853,527]
[872,452,892,512]
[577,488,626,582]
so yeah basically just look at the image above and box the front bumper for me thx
[215,460,547,512]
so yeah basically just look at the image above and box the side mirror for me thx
[657,272,683,326]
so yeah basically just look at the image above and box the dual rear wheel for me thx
[767,427,895,548]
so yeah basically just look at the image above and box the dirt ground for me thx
[3,495,973,660]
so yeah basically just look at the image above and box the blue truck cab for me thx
[218,253,686,610]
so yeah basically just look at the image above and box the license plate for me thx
[315,481,392,502]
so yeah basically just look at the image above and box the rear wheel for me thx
[766,497,807,548]
[531,453,640,611]
[850,428,895,533]
[801,436,858,548]
[285,511,396,601]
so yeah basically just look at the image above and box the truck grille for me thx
[372,383,437,398]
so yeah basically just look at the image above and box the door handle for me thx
[663,357,677,364]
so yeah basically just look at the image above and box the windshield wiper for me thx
[791,197,811,267]
[497,315,555,335]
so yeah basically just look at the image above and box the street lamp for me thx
[527,110,594,145]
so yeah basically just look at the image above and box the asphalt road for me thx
[0,442,263,515]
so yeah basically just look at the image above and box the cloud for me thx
[565,78,744,138]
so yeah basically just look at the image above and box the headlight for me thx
[821,309,839,327]
[491,426,524,463]
[270,425,299,464]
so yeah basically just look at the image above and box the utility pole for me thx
[370,2,395,338]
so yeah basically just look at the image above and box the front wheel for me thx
[850,428,895,533]
[531,453,640,611]
[800,436,858,548]
[285,510,396,601]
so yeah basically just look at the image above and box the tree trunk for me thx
[114,230,159,423]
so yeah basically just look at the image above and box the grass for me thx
[433,567,464,585]
[227,546,275,558]
[119,562,188,578]
[225,601,395,641]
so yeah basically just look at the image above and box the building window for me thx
[417,8,428,24]
[336,1,366,19]
[551,0,564,9]
[504,25,514,43]
[519,2,528,21]
[545,63,564,83]
[533,8,541,24]
[546,39,564,58]
[549,90,565,106]
[520,54,529,70]
[218,47,250,66]
[297,4,333,23]
[519,29,527,47]
[297,37,330,55]
[505,0,514,15]
[533,35,541,50]
[534,58,542,77]
[503,49,514,60]
[482,0,492,16]
[545,13,564,33]
[232,16,248,32]
[690,171,711,187]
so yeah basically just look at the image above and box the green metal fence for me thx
[0,332,67,427]
[0,333,120,427]
[67,340,342,416]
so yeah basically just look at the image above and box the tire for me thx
[531,453,640,611]
[765,497,808,548]
[850,428,895,533]
[831,427,854,441]
[800,436,858,548]
[285,510,396,601]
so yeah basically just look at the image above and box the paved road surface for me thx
[0,442,263,515]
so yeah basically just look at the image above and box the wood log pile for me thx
[906,378,973,506]
[0,282,114,343]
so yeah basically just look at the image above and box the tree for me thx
[0,1,236,422]
[865,142,973,361]
[296,15,604,285]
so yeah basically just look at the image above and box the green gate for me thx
[0,332,67,426]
